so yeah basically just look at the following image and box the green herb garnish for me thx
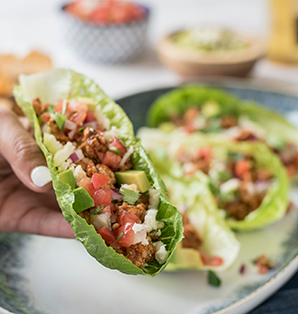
[208,271,221,287]
[109,146,124,156]
[117,232,124,241]
[79,127,86,131]
[54,112,66,130]
[62,99,67,115]
[37,116,43,124]
[120,188,141,205]
[90,205,104,225]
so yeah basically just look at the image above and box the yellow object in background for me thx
[268,0,298,63]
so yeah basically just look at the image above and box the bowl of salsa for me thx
[61,0,150,64]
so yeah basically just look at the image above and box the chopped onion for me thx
[111,188,123,201]
[119,146,134,167]
[83,121,97,130]
[93,213,111,231]
[68,129,77,139]
[70,149,84,163]
[64,119,76,130]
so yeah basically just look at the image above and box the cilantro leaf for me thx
[120,188,140,205]
[55,112,66,130]
[117,232,124,241]
[89,205,104,225]
[208,271,221,287]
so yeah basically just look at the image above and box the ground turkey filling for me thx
[177,147,273,221]
[169,106,298,176]
[33,98,166,268]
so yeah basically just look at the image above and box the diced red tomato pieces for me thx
[69,110,87,126]
[184,124,196,134]
[199,251,208,265]
[207,256,224,267]
[235,159,251,178]
[93,188,112,207]
[54,99,64,113]
[85,110,97,123]
[109,137,126,154]
[102,151,121,170]
[78,177,96,197]
[91,173,110,189]
[97,226,116,246]
[41,113,51,123]
[68,99,88,113]
[103,204,115,214]
[197,147,212,159]
[115,223,135,248]
[119,211,140,225]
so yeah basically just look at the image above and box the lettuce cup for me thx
[13,69,183,276]
[149,159,240,271]
[147,85,298,177]
[138,129,289,231]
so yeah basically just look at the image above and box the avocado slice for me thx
[115,170,151,193]
[73,187,95,213]
[201,101,220,118]
[58,169,76,189]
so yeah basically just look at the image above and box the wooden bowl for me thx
[156,31,264,77]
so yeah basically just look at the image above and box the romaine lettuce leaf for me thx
[13,69,183,276]
[138,129,289,231]
[147,85,241,127]
[150,156,240,271]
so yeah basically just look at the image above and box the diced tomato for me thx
[119,211,140,225]
[68,99,88,113]
[184,124,196,134]
[85,110,97,123]
[91,173,110,189]
[286,165,296,176]
[207,256,224,267]
[235,159,251,178]
[69,110,87,126]
[115,223,135,248]
[198,147,212,159]
[93,188,112,207]
[54,99,64,113]
[199,251,208,265]
[108,137,126,154]
[102,151,121,170]
[103,204,115,214]
[41,112,51,123]
[78,177,96,197]
[97,226,116,246]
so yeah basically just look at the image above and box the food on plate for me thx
[172,26,248,52]
[138,130,289,230]
[149,157,240,272]
[147,85,298,177]
[13,69,183,276]
[65,0,146,25]
[253,255,275,275]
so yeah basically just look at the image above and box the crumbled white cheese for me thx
[103,126,119,141]
[192,116,206,129]
[58,158,73,173]
[148,188,160,209]
[220,178,240,194]
[143,209,164,232]
[154,241,169,264]
[224,126,242,139]
[183,162,197,175]
[43,133,63,155]
[239,116,266,139]
[132,223,148,245]
[73,165,87,183]
[94,105,110,130]
[121,184,139,194]
[42,123,50,134]
[53,142,76,167]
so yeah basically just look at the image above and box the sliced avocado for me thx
[201,101,220,118]
[58,169,76,189]
[73,187,95,213]
[76,96,95,110]
[158,122,176,133]
[115,170,151,193]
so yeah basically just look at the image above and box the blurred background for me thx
[0,0,297,99]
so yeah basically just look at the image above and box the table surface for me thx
[1,1,298,313]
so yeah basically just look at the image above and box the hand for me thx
[0,108,75,238]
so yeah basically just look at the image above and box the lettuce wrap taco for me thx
[150,157,240,272]
[138,129,289,231]
[13,69,183,276]
[147,85,298,177]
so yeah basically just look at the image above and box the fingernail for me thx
[31,166,52,187]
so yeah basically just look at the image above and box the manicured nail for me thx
[31,166,52,187]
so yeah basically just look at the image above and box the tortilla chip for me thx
[21,51,52,74]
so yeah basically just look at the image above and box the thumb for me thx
[0,108,52,192]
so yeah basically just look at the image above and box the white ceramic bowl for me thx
[61,3,149,64]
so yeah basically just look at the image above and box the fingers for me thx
[0,108,52,193]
